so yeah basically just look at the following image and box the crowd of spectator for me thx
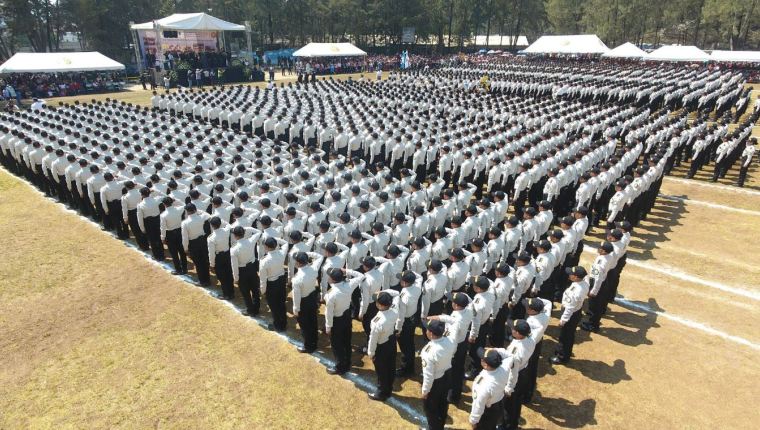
[0,72,125,100]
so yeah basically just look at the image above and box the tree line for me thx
[0,0,758,62]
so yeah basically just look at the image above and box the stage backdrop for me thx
[139,30,218,56]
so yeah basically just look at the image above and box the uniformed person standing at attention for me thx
[524,297,551,404]
[291,251,323,353]
[581,242,615,333]
[551,266,589,364]
[160,196,187,275]
[367,291,398,401]
[420,319,455,430]
[259,236,289,332]
[427,292,473,404]
[137,187,164,261]
[499,320,535,430]
[466,276,495,380]
[324,268,365,375]
[208,216,234,300]
[469,348,511,430]
[181,203,211,285]
[230,226,260,317]
[385,270,423,378]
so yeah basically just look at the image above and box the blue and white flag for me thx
[400,50,410,70]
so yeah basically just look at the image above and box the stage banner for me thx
[141,30,218,54]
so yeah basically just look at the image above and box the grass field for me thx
[2,76,759,429]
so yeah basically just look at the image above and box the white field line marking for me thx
[1,170,428,425]
[664,176,760,196]
[659,194,760,216]
[584,245,760,302]
[614,297,760,352]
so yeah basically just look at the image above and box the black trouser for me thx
[468,320,491,373]
[351,286,362,319]
[106,199,127,238]
[524,339,542,402]
[513,190,528,220]
[510,295,526,321]
[80,185,93,217]
[424,372,450,430]
[373,334,397,396]
[503,368,529,430]
[127,209,149,250]
[165,229,187,273]
[298,289,319,351]
[397,316,416,374]
[56,175,70,204]
[362,302,378,340]
[239,262,260,314]
[489,306,508,347]
[608,256,626,307]
[586,281,608,328]
[143,216,165,261]
[737,163,751,187]
[687,152,704,178]
[188,236,210,284]
[265,274,287,331]
[93,192,106,224]
[448,339,468,401]
[330,308,352,372]
[555,308,582,361]
[428,298,444,318]
[477,402,502,430]
[215,250,234,299]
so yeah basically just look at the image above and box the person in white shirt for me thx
[524,297,551,404]
[500,319,536,430]
[181,203,211,285]
[121,180,148,251]
[420,260,447,319]
[352,261,381,325]
[466,276,495,379]
[367,291,398,401]
[737,138,756,187]
[324,268,364,375]
[581,242,615,332]
[489,264,513,348]
[551,266,590,364]
[100,172,129,239]
[137,187,164,261]
[419,319,455,430]
[427,292,472,404]
[160,196,187,275]
[383,270,422,377]
[230,226,260,317]
[469,348,511,429]
[259,236,289,332]
[207,216,234,299]
[291,251,323,353]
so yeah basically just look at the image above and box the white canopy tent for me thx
[474,35,529,47]
[0,52,125,74]
[292,43,367,58]
[602,42,647,59]
[710,50,760,63]
[130,13,245,31]
[646,45,710,62]
[523,34,610,55]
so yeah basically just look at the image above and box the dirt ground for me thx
[2,79,759,429]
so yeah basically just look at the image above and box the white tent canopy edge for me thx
[0,52,125,74]
[292,43,367,58]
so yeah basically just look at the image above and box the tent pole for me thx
[245,21,253,63]
[129,22,143,72]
